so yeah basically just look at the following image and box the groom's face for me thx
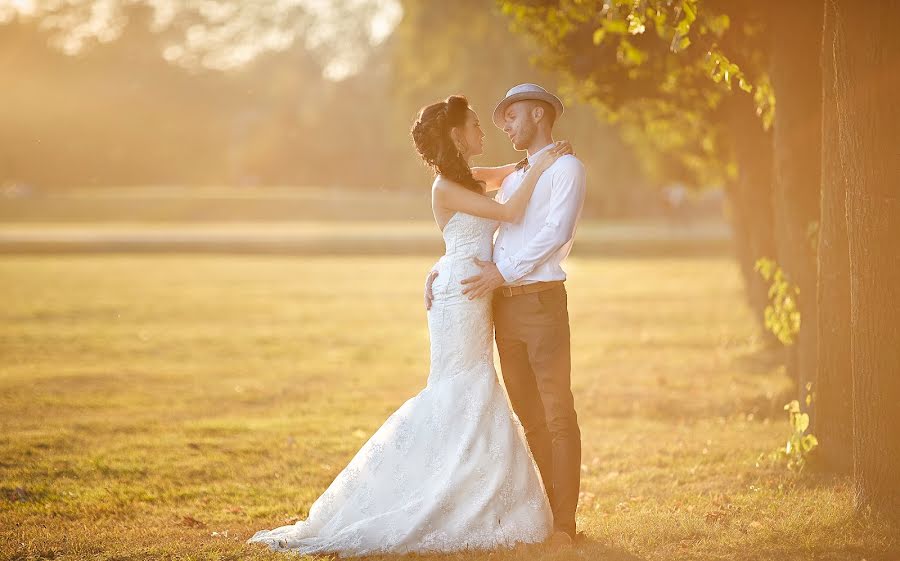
[501,101,538,151]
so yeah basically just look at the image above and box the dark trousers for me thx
[493,284,581,536]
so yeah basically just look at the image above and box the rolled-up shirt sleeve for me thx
[496,157,586,283]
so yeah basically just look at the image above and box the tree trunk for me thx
[769,0,823,402]
[724,178,766,323]
[814,0,852,476]
[830,0,900,520]
[723,94,777,331]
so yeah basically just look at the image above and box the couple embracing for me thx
[248,83,587,556]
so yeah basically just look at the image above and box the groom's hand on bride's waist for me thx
[461,258,505,300]
[424,270,439,310]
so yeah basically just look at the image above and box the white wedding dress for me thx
[247,211,553,556]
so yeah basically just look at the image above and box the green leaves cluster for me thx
[498,0,774,189]
[703,48,752,92]
[756,383,819,473]
[754,257,802,346]
[779,384,819,472]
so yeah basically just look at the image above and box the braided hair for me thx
[411,95,485,193]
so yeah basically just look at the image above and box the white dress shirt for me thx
[493,142,587,285]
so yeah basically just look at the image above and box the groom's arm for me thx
[495,157,586,284]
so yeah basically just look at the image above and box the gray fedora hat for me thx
[492,83,565,129]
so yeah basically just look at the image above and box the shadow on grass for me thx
[727,341,795,421]
[729,339,785,379]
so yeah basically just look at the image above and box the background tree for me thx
[827,0,900,520]
[814,0,852,476]
[766,0,822,407]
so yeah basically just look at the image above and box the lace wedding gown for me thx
[247,211,553,556]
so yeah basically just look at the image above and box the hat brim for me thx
[492,92,565,129]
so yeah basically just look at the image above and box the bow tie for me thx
[515,157,531,172]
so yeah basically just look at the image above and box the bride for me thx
[246,95,570,556]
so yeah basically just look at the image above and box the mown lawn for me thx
[1,255,896,560]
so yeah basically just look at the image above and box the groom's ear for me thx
[531,101,556,127]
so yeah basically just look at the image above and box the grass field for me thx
[1,254,897,561]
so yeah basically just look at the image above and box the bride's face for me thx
[452,109,485,160]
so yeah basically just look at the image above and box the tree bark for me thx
[768,0,823,402]
[830,0,900,520]
[814,0,853,475]
[723,94,776,329]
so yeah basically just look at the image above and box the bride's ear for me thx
[449,127,461,151]
[450,127,467,155]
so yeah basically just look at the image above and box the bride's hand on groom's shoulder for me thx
[534,140,573,172]
[556,139,575,157]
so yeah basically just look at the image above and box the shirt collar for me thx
[526,142,555,167]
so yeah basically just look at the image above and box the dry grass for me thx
[1,254,897,561]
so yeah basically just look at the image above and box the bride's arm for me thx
[435,143,566,224]
[471,140,574,193]
[471,164,518,193]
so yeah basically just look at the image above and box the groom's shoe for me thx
[548,530,573,548]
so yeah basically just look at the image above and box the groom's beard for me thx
[513,127,537,152]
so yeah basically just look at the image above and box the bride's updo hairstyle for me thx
[411,95,485,194]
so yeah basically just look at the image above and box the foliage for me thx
[497,0,773,188]
[758,383,819,473]
[755,386,818,474]
[754,257,801,346]
[752,72,776,131]
[0,0,397,76]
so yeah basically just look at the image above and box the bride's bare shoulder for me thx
[433,175,459,190]
[432,175,468,199]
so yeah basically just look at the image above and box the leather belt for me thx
[497,280,564,297]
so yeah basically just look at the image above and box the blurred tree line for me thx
[0,0,667,218]
[0,2,400,190]
[498,0,899,522]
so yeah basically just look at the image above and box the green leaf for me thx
[802,434,819,451]
[707,14,730,35]
[593,27,606,45]
[618,39,648,66]
[796,413,810,433]
[603,19,628,34]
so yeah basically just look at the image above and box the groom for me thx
[427,84,586,545]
